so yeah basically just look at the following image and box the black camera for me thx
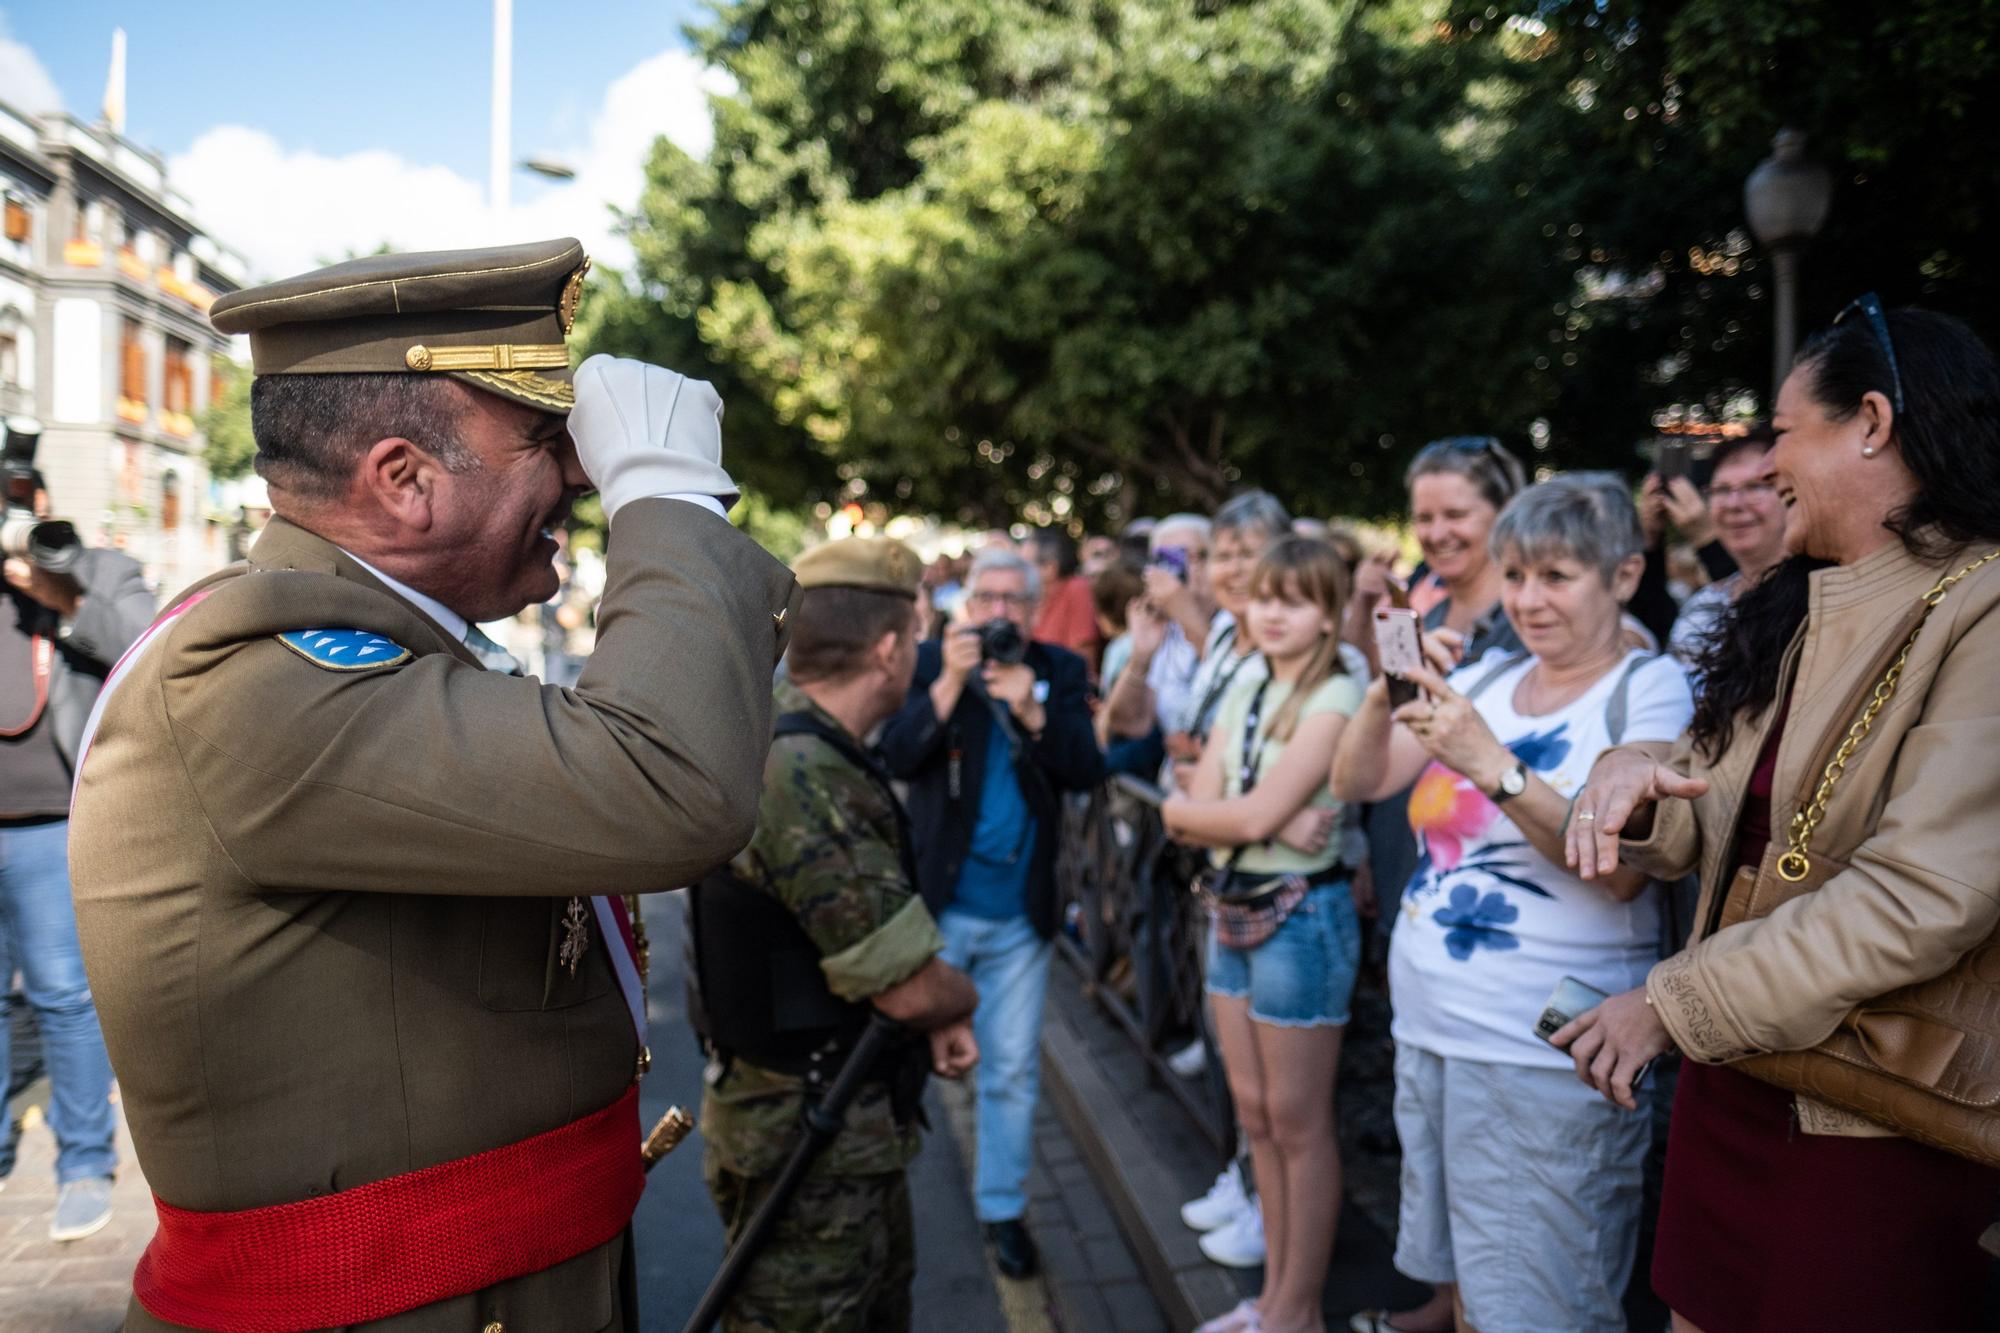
[2,417,82,576]
[974,618,1027,666]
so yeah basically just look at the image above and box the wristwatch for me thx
[1491,761,1528,804]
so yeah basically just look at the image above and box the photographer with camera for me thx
[880,546,1103,1279]
[0,419,152,1241]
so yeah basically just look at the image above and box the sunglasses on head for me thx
[1832,292,1906,416]
[1422,435,1506,464]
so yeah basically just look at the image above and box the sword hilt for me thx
[641,1106,695,1173]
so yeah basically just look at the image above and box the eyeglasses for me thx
[1832,292,1906,415]
[1703,480,1778,504]
[967,590,1035,608]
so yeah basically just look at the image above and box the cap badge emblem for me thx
[559,256,591,335]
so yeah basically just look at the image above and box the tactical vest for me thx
[685,711,924,1087]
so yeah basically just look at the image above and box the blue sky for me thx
[8,1,705,178]
[2,2,719,278]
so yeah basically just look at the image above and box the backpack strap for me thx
[1459,651,1531,702]
[1604,652,1660,746]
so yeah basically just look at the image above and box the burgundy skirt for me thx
[1652,1059,2000,1332]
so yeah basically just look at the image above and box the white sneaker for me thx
[1198,1195,1265,1268]
[1168,1037,1208,1079]
[1181,1162,1249,1232]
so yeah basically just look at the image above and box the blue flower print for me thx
[1508,723,1572,773]
[1433,884,1520,960]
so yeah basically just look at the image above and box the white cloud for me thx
[0,13,64,114]
[169,48,733,282]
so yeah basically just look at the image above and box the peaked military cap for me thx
[209,238,589,414]
[792,536,922,599]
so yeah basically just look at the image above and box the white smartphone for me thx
[1373,606,1424,707]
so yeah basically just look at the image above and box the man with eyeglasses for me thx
[1660,430,1788,663]
[879,546,1104,1280]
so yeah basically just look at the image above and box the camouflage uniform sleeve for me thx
[751,739,944,1003]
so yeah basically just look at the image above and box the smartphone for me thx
[1535,975,1653,1087]
[1151,546,1190,583]
[1373,606,1424,708]
[1656,438,1692,484]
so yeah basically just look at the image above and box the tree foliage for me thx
[590,0,2000,525]
[200,357,257,482]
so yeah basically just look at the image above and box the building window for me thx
[117,319,148,424]
[161,470,181,532]
[2,197,27,243]
[0,329,17,386]
[164,338,192,414]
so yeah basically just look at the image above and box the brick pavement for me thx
[0,1092,151,1332]
[936,1056,1169,1333]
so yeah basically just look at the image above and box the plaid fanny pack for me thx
[1193,865,1311,950]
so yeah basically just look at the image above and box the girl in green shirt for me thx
[1164,537,1365,1333]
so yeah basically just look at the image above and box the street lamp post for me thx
[1744,128,1834,392]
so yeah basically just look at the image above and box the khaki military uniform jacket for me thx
[1614,538,2000,1136]
[69,500,798,1330]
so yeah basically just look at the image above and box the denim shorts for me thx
[1204,879,1360,1027]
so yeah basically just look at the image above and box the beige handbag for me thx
[1717,549,2000,1166]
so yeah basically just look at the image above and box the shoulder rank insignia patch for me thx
[276,628,413,671]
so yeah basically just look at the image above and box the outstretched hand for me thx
[1564,750,1709,880]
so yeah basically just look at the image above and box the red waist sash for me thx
[133,1084,643,1332]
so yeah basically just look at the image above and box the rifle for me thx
[680,1012,907,1333]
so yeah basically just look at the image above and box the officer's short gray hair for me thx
[1212,490,1291,543]
[1150,513,1211,553]
[967,547,1042,604]
[1489,472,1645,587]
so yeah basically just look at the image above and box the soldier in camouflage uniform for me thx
[695,536,980,1333]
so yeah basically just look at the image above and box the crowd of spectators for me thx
[886,298,2000,1333]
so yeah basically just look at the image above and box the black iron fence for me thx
[1052,775,1236,1154]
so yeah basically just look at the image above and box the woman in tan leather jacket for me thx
[1558,304,2000,1333]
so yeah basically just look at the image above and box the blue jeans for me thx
[937,909,1050,1223]
[0,820,117,1183]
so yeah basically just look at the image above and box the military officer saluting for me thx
[688,536,979,1333]
[67,238,798,1331]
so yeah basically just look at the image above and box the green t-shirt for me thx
[1211,669,1364,876]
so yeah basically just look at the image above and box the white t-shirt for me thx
[1387,649,1695,1068]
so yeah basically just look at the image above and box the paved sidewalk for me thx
[0,1092,151,1332]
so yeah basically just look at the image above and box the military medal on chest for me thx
[559,896,590,977]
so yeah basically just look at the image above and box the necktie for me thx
[462,624,524,676]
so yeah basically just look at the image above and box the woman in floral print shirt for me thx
[1332,475,1692,1333]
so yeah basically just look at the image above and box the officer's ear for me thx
[356,436,446,529]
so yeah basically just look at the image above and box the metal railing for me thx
[1053,774,1236,1154]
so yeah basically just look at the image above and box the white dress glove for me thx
[568,354,740,519]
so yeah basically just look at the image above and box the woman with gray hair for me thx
[1332,475,1693,1333]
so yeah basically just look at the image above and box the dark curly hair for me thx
[1690,307,2000,756]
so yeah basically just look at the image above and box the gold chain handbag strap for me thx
[1778,548,2000,883]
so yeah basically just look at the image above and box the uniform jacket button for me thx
[483,1322,505,1333]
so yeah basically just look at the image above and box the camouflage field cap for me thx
[208,238,589,414]
[792,536,922,599]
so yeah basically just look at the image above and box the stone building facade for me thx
[0,97,248,594]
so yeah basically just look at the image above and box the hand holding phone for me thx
[1536,976,1653,1089]
[1373,606,1424,708]
[1655,438,1692,484]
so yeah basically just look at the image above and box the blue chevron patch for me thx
[275,627,413,671]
